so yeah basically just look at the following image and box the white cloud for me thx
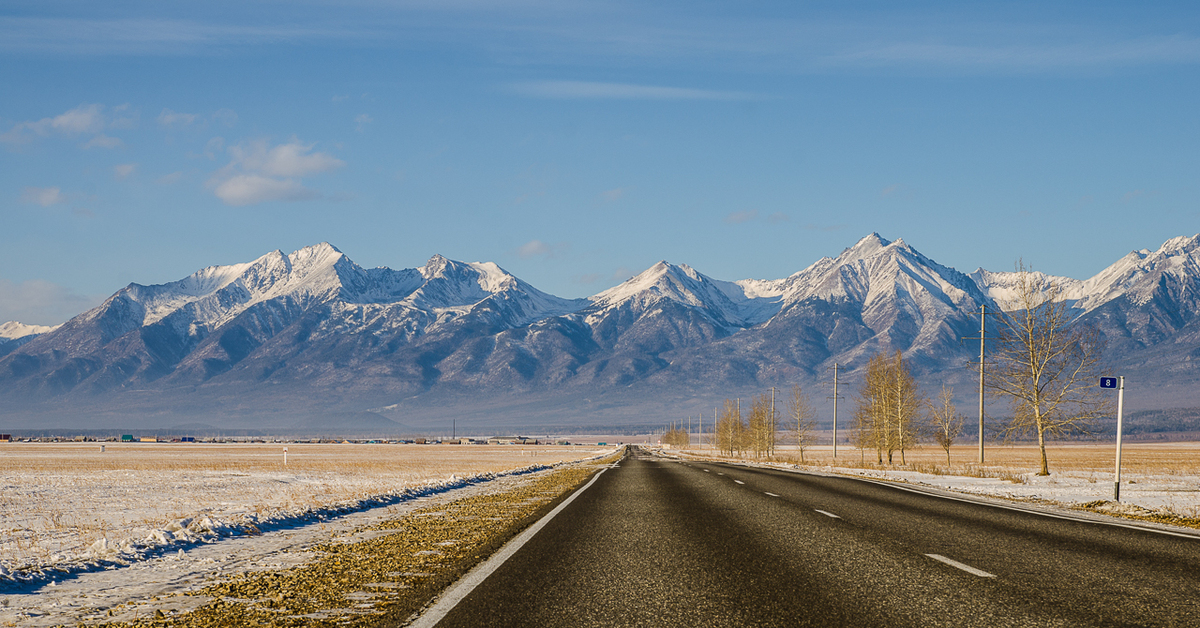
[208,138,343,206]
[354,113,373,132]
[513,80,761,101]
[83,134,123,149]
[212,174,318,206]
[228,139,344,177]
[157,171,183,185]
[20,186,65,207]
[0,277,103,326]
[2,104,107,144]
[158,108,198,127]
[114,163,137,179]
[517,240,553,259]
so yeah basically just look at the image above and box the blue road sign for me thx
[1100,377,1118,389]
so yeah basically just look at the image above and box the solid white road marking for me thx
[734,480,745,485]
[765,492,780,497]
[925,554,996,578]
[409,467,610,627]
[851,477,1200,540]
[815,510,840,519]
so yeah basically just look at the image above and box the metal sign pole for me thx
[1114,376,1125,501]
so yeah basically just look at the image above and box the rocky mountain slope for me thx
[2,234,1198,432]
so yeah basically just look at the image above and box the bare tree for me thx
[661,422,689,448]
[989,261,1111,476]
[854,351,923,465]
[714,399,746,457]
[787,384,817,463]
[929,385,963,468]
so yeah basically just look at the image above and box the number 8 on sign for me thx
[1099,377,1117,389]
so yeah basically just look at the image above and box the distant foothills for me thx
[2,233,1200,436]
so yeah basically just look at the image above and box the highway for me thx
[414,446,1200,627]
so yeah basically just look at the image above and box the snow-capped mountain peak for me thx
[0,321,59,342]
[971,234,1200,314]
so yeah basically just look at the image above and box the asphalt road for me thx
[421,447,1200,627]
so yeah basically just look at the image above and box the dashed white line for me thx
[717,472,724,476]
[764,492,780,497]
[734,480,745,485]
[925,554,996,578]
[815,510,841,519]
[703,469,710,473]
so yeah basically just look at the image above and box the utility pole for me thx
[978,304,985,464]
[829,363,844,458]
[770,387,776,457]
[963,304,992,464]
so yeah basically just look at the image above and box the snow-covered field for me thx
[0,442,602,584]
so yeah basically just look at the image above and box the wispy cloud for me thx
[158,108,199,127]
[512,80,761,101]
[83,134,123,149]
[113,163,137,179]
[827,36,1200,72]
[20,186,65,207]
[208,138,344,206]
[516,239,567,260]
[2,104,107,144]
[212,174,318,206]
[157,171,183,185]
[354,113,373,132]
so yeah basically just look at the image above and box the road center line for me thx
[734,480,745,485]
[717,472,724,475]
[925,554,996,578]
[703,469,710,473]
[409,466,610,627]
[764,492,779,497]
[814,510,840,519]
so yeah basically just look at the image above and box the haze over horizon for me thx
[5,1,1200,326]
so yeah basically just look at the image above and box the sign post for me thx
[1100,376,1124,501]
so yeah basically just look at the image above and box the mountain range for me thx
[3,233,1199,434]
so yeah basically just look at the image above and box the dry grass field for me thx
[0,442,605,575]
[775,441,1200,476]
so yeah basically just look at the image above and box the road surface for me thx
[417,447,1200,627]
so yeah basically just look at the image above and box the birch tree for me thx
[989,261,1111,476]
[929,385,963,468]
[854,351,923,465]
[787,384,817,463]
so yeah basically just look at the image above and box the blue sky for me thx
[3,1,1200,325]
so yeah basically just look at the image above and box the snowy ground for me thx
[0,443,604,588]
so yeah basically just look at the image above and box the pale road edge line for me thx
[407,465,611,628]
[851,476,1200,540]
[814,509,841,519]
[692,458,1200,541]
[925,553,996,578]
